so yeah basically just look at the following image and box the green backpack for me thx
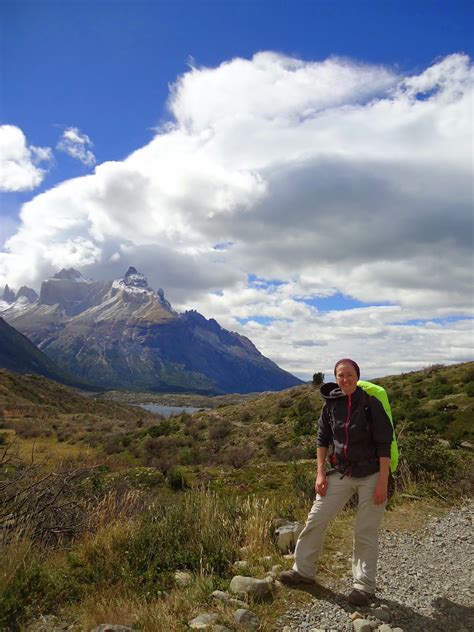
[358,380,399,473]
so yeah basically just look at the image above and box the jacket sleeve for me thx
[317,404,332,448]
[370,397,393,457]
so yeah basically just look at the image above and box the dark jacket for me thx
[317,383,393,477]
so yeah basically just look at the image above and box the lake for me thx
[137,403,204,417]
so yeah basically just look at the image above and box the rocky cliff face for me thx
[0,317,91,388]
[2,268,302,394]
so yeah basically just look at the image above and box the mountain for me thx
[1,267,303,394]
[0,317,95,389]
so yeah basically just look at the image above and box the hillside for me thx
[0,317,95,390]
[1,362,472,471]
[1,362,473,632]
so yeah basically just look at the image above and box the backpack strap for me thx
[362,391,374,437]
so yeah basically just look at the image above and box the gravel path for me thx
[278,500,474,632]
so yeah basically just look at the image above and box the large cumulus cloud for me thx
[1,52,472,377]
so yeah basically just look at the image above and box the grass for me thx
[1,362,473,630]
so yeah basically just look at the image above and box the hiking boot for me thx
[347,588,376,606]
[279,569,315,586]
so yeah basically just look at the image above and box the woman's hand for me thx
[315,471,328,496]
[373,478,388,505]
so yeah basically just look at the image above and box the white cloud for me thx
[1,53,473,378]
[0,125,53,192]
[57,127,96,167]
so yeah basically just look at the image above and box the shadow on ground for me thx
[280,585,474,631]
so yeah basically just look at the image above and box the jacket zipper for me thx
[343,393,352,460]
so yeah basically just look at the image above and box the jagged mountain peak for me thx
[2,284,16,303]
[52,268,89,283]
[112,268,173,312]
[112,267,152,295]
[16,286,39,303]
[0,265,303,393]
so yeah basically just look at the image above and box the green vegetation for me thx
[0,362,473,630]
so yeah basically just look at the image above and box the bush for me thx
[429,380,455,399]
[0,555,58,631]
[208,420,231,441]
[147,419,177,438]
[225,446,254,468]
[312,372,324,387]
[166,467,189,491]
[294,411,315,436]
[398,433,461,482]
[265,434,279,454]
[464,382,474,398]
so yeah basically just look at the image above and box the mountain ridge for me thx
[1,267,302,394]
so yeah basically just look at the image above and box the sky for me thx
[0,0,473,381]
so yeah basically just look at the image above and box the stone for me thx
[353,620,373,632]
[377,625,393,632]
[275,522,303,553]
[233,608,260,630]
[25,615,70,632]
[174,570,192,587]
[229,597,248,607]
[371,606,391,623]
[271,564,283,572]
[229,575,272,601]
[234,560,249,570]
[259,555,273,567]
[351,611,364,620]
[211,590,231,601]
[283,553,295,560]
[188,613,218,629]
[91,627,135,632]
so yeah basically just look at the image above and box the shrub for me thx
[398,433,460,482]
[0,554,58,630]
[461,368,474,384]
[240,410,252,422]
[273,410,286,425]
[225,446,254,468]
[147,419,177,438]
[166,467,189,491]
[429,380,454,399]
[265,434,279,454]
[208,420,231,441]
[294,411,315,436]
[464,382,474,398]
[312,372,324,387]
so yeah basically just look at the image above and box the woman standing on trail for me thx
[279,359,393,606]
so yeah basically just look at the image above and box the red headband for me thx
[334,358,360,379]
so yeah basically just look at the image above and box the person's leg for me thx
[292,474,355,579]
[352,473,386,594]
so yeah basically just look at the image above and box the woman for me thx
[279,358,393,606]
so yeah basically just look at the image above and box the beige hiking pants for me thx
[292,471,386,593]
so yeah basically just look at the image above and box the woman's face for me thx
[335,363,358,396]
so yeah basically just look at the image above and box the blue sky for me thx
[1,0,473,379]
[2,0,472,195]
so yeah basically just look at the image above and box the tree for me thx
[312,372,324,387]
